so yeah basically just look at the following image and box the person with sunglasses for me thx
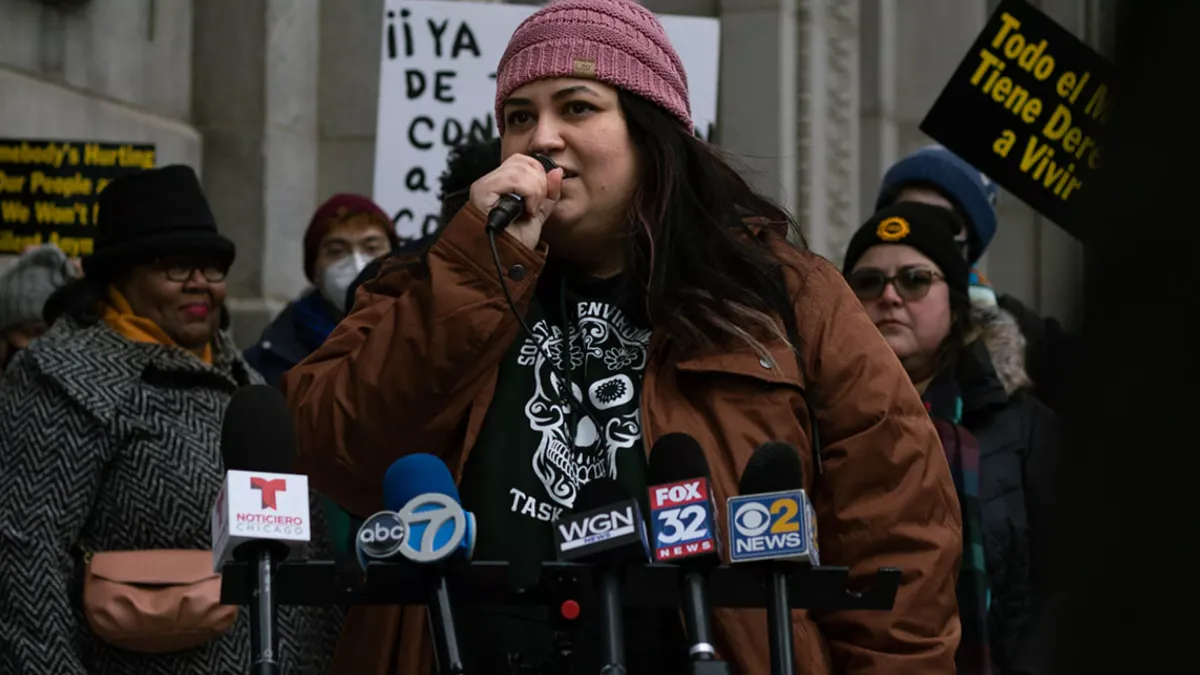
[877,145,1073,417]
[844,201,1058,675]
[0,166,342,675]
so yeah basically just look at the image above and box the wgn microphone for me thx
[211,384,312,675]
[485,153,559,233]
[381,454,477,675]
[727,442,820,675]
[646,433,730,675]
[554,478,651,675]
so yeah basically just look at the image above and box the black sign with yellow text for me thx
[920,0,1112,240]
[0,139,156,257]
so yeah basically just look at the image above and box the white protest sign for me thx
[373,0,721,239]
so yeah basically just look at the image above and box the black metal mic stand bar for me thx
[222,560,900,611]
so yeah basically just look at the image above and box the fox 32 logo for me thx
[727,490,819,564]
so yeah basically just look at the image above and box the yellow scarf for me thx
[101,286,213,365]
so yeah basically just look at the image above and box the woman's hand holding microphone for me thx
[469,154,563,252]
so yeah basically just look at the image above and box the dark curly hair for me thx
[438,136,501,225]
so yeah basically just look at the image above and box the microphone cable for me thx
[485,155,603,435]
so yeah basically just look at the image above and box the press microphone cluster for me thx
[549,433,819,675]
[211,385,312,675]
[354,453,477,675]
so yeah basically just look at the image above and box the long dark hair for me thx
[617,92,802,360]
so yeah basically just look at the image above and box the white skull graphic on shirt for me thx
[521,301,651,509]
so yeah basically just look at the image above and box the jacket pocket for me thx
[675,341,807,392]
[672,344,817,485]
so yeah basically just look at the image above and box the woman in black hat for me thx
[0,165,340,674]
[843,202,1058,675]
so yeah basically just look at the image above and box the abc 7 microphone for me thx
[354,495,476,568]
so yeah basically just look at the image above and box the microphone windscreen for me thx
[739,441,804,495]
[647,432,710,485]
[221,384,295,474]
[529,153,558,173]
[573,477,627,513]
[382,453,460,512]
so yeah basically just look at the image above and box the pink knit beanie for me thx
[495,0,692,134]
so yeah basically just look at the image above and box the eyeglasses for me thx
[159,262,228,283]
[847,267,943,301]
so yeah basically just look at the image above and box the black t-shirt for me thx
[457,268,687,674]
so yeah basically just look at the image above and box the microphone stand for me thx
[681,570,732,675]
[598,568,626,675]
[765,564,794,675]
[248,547,282,675]
[425,570,466,674]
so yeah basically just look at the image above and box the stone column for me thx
[858,0,897,220]
[795,0,859,261]
[192,0,321,344]
[716,0,800,222]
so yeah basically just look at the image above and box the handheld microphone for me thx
[554,478,650,675]
[485,153,558,233]
[211,384,311,675]
[380,454,475,675]
[727,442,820,675]
[646,433,730,674]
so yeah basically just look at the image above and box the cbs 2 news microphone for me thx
[727,489,819,565]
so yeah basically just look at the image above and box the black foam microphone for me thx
[217,384,304,675]
[646,433,730,675]
[485,153,558,233]
[554,478,651,675]
[734,442,811,675]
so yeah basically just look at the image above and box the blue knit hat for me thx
[875,145,1000,265]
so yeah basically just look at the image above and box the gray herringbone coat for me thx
[0,318,342,675]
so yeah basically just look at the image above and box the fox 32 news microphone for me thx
[646,433,730,674]
[211,384,313,675]
[355,453,476,675]
[553,478,651,675]
[727,442,819,675]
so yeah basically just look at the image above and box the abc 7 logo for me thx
[733,501,774,536]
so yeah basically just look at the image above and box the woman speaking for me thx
[285,0,962,672]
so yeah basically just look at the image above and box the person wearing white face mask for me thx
[245,193,398,388]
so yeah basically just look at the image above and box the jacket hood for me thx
[970,302,1032,395]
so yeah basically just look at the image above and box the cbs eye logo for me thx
[733,498,801,536]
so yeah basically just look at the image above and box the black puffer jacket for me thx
[957,306,1058,674]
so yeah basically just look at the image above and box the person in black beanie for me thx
[844,201,1059,675]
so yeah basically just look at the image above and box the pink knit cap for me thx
[495,0,692,134]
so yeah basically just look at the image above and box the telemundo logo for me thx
[727,489,817,563]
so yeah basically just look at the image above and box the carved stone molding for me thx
[823,0,859,261]
[794,0,859,261]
